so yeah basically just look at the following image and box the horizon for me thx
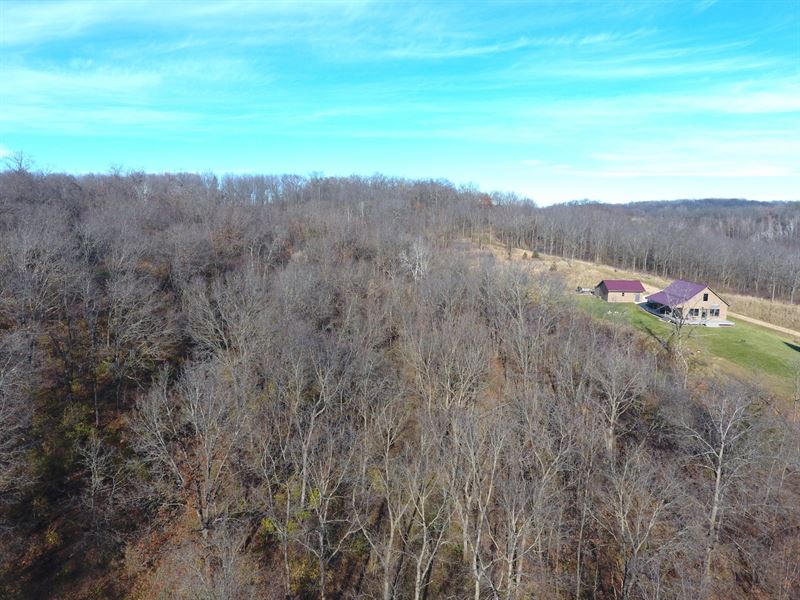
[5,161,800,207]
[1,0,799,205]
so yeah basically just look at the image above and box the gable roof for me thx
[596,279,646,293]
[646,279,728,307]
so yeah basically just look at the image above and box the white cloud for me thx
[386,38,531,60]
[0,1,113,46]
[0,0,373,46]
[2,66,161,98]
[694,0,719,14]
[510,76,800,125]
[579,141,800,179]
[551,57,773,79]
[383,29,655,60]
[577,166,796,178]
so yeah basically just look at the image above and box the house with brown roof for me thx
[594,279,646,303]
[646,280,730,324]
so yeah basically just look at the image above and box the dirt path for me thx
[728,312,800,339]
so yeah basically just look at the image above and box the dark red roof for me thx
[646,280,706,307]
[596,279,646,293]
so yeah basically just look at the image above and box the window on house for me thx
[711,308,720,317]
[703,293,709,301]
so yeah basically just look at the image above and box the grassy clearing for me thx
[575,295,800,398]
[698,321,798,378]
[575,296,670,339]
[725,293,800,332]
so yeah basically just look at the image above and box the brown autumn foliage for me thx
[0,166,798,599]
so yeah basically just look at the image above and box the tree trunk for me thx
[703,451,725,590]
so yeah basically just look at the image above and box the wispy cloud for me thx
[3,65,161,98]
[1,0,797,201]
[386,38,532,60]
[565,166,798,178]
[0,0,372,46]
[555,57,773,79]
[694,0,719,14]
[384,28,656,60]
[579,134,800,179]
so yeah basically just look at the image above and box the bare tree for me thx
[175,524,256,600]
[592,447,679,600]
[399,238,432,283]
[0,209,75,327]
[131,361,250,536]
[550,344,605,600]
[681,384,763,594]
[252,338,310,597]
[489,267,566,389]
[182,262,271,367]
[351,396,414,600]
[589,342,652,460]
[443,406,506,600]
[106,271,176,402]
[255,329,362,599]
[0,331,34,504]
[484,386,569,599]
[403,410,453,600]
[293,402,359,600]
[403,311,490,414]
[76,429,126,538]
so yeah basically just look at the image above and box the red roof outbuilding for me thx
[596,279,646,293]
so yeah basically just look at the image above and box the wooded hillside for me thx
[1,166,798,599]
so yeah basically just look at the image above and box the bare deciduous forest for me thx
[1,165,799,599]
[493,198,800,303]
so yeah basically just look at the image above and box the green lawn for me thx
[575,295,800,396]
[696,320,799,380]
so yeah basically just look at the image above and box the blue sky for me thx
[1,0,798,204]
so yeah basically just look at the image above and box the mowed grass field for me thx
[576,295,800,398]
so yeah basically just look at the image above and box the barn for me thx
[594,279,646,303]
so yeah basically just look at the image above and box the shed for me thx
[594,279,646,303]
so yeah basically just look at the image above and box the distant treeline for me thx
[489,198,800,303]
[2,166,797,302]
